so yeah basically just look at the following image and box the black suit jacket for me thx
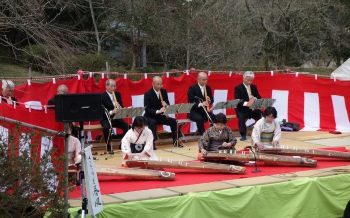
[234,83,261,115]
[48,97,55,106]
[101,91,124,119]
[144,88,170,120]
[187,83,214,118]
[1,95,18,104]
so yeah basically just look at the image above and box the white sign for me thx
[82,145,103,215]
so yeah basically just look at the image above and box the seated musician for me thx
[188,72,216,135]
[121,116,158,165]
[101,79,130,154]
[198,113,237,157]
[144,76,181,149]
[234,71,262,141]
[47,84,69,106]
[251,106,281,150]
[67,123,82,165]
[1,80,18,105]
[67,123,82,185]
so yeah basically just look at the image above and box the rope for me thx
[2,68,336,83]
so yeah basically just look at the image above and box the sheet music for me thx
[211,102,226,110]
[249,98,276,110]
[164,104,180,115]
[128,107,145,118]
[113,108,130,119]
[177,103,195,114]
[210,99,241,110]
[113,107,145,119]
[227,99,241,108]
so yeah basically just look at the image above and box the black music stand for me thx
[210,99,241,111]
[249,98,276,110]
[164,103,195,148]
[113,107,146,119]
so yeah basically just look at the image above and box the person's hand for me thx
[205,96,211,103]
[271,141,279,146]
[202,101,209,107]
[125,152,134,160]
[112,108,118,114]
[158,107,166,114]
[255,142,264,150]
[222,142,231,148]
[116,102,121,109]
[200,148,207,155]
[161,101,167,108]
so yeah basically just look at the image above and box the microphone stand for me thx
[249,147,261,173]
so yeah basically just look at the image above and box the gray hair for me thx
[57,84,68,92]
[106,79,116,86]
[2,80,15,91]
[243,71,254,79]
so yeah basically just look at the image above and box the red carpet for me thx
[69,147,350,198]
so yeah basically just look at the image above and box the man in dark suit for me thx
[101,79,130,154]
[234,71,262,141]
[144,76,181,149]
[187,72,216,135]
[47,84,68,106]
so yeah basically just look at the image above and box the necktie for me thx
[247,85,252,98]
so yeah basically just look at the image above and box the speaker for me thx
[55,93,103,122]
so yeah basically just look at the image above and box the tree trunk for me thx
[88,0,101,54]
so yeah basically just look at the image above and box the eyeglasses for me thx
[58,90,68,94]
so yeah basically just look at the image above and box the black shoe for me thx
[107,150,114,155]
[153,146,157,150]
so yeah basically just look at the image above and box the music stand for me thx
[249,98,276,110]
[260,98,276,108]
[113,107,146,119]
[211,99,241,111]
[163,103,194,148]
[127,107,146,118]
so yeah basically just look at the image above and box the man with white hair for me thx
[234,71,262,141]
[1,80,17,105]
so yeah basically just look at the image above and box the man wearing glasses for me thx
[144,76,181,149]
[1,80,17,105]
[47,84,69,106]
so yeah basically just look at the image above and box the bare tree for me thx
[0,0,86,74]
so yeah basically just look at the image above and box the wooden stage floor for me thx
[68,130,350,207]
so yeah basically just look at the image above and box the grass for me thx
[0,62,44,78]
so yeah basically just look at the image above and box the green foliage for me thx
[77,53,126,73]
[0,123,67,217]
